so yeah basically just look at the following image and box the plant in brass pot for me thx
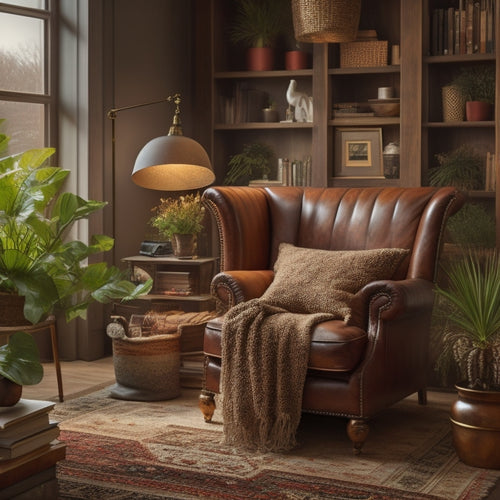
[230,0,288,71]
[224,142,275,185]
[452,64,495,121]
[149,193,205,258]
[434,249,500,469]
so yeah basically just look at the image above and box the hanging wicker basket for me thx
[292,0,361,43]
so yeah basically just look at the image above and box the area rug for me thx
[51,387,500,499]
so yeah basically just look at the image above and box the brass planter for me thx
[451,384,500,469]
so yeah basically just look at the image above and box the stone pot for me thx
[466,101,493,121]
[173,233,196,258]
[246,47,274,71]
[0,377,22,406]
[450,384,500,469]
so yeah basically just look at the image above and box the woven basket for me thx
[292,0,361,43]
[340,40,388,68]
[111,332,181,401]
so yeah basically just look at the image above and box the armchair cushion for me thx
[260,243,409,327]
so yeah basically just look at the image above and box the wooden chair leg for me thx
[418,388,427,405]
[199,390,216,422]
[347,418,369,455]
[49,322,64,402]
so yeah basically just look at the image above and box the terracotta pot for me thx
[173,233,196,258]
[246,47,274,71]
[450,384,500,469]
[285,50,308,71]
[466,101,493,121]
[0,377,22,406]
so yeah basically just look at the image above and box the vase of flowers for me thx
[150,193,205,258]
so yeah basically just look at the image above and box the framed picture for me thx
[334,128,384,178]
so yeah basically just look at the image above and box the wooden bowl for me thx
[368,98,400,117]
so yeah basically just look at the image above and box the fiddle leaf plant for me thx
[0,148,152,324]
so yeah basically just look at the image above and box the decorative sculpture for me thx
[286,79,313,122]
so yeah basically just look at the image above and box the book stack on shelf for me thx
[0,399,65,497]
[431,0,495,56]
[156,271,192,296]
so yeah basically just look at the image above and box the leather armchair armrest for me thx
[211,270,275,312]
[359,278,435,323]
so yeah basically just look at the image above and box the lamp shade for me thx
[131,135,215,191]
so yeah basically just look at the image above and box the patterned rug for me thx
[52,387,500,499]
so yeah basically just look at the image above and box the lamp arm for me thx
[107,94,181,120]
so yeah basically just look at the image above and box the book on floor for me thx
[0,424,60,461]
[0,412,53,441]
[0,399,55,431]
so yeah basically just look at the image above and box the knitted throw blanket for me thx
[221,298,334,452]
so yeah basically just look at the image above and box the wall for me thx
[57,0,195,361]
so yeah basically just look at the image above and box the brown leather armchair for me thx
[199,186,464,453]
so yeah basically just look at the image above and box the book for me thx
[0,442,66,489]
[0,413,51,441]
[0,400,55,431]
[0,421,58,448]
[0,425,60,461]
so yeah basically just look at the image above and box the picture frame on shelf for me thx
[334,128,384,178]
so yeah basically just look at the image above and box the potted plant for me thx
[224,142,275,185]
[428,144,484,191]
[452,65,495,121]
[149,193,205,258]
[0,148,152,326]
[434,249,500,469]
[230,0,287,71]
[0,332,43,406]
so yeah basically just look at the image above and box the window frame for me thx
[0,0,58,150]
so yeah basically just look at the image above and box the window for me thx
[0,0,57,155]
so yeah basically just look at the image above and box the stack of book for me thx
[0,399,59,462]
[0,399,65,497]
[155,271,192,296]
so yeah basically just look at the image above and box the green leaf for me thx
[0,332,43,385]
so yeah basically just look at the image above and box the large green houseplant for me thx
[435,249,500,468]
[224,142,275,185]
[0,148,152,396]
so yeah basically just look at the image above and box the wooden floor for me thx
[22,357,116,402]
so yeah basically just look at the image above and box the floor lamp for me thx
[107,94,215,260]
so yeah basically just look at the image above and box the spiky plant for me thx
[435,249,500,390]
[230,0,287,48]
[429,145,484,191]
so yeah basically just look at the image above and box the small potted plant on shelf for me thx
[224,142,275,185]
[149,193,205,258]
[428,144,484,191]
[230,0,288,71]
[434,249,500,469]
[452,64,495,121]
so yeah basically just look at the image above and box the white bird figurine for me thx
[286,79,313,122]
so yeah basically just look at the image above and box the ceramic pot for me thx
[246,47,274,71]
[0,377,22,406]
[466,101,493,121]
[450,384,500,469]
[173,233,196,258]
[285,50,308,70]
